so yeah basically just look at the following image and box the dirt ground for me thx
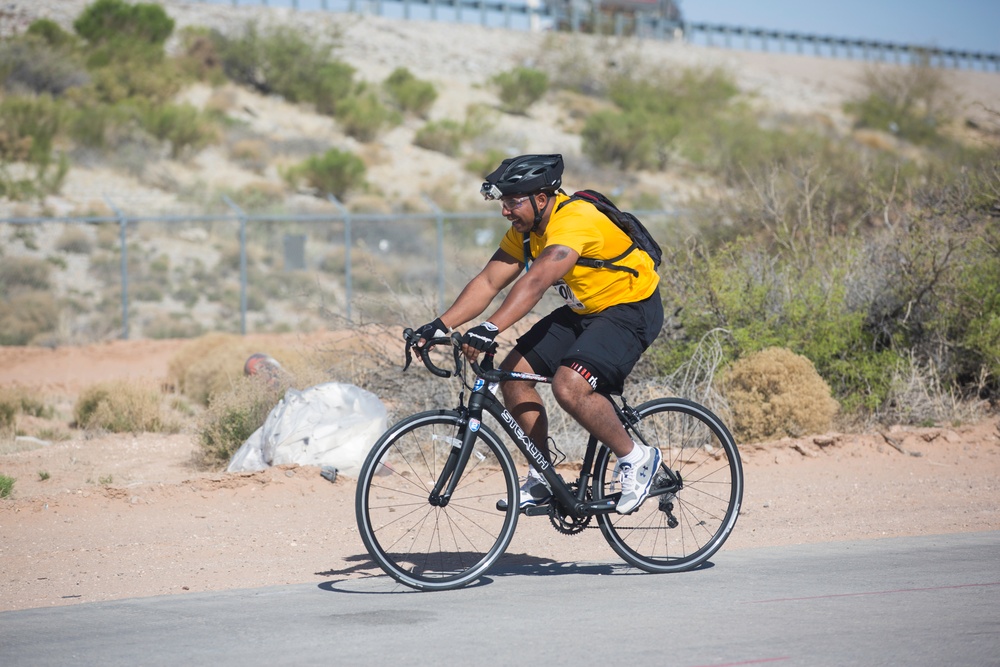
[1,336,999,613]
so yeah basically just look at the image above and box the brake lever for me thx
[402,328,415,371]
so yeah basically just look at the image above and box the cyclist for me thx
[414,153,663,514]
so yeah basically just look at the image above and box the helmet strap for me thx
[529,196,542,233]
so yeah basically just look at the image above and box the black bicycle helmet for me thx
[480,154,563,200]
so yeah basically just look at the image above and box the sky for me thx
[677,0,999,54]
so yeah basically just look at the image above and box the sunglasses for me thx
[500,195,531,210]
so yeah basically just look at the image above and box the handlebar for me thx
[402,328,500,380]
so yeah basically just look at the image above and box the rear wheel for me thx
[355,410,518,590]
[594,398,743,573]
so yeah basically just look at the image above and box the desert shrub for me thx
[335,90,399,142]
[73,380,166,433]
[0,386,52,433]
[933,221,1000,387]
[0,399,14,434]
[652,237,900,412]
[0,34,88,96]
[284,148,366,199]
[66,103,120,149]
[0,385,49,434]
[136,101,217,158]
[73,0,174,47]
[414,119,466,156]
[723,347,839,443]
[844,61,953,145]
[72,0,180,103]
[0,475,13,498]
[306,60,358,117]
[582,66,749,172]
[175,26,225,84]
[609,66,738,118]
[491,66,548,115]
[0,94,68,200]
[55,226,94,254]
[86,47,184,104]
[384,67,437,117]
[212,22,353,116]
[27,19,77,48]
[0,290,59,344]
[0,256,52,294]
[582,108,678,170]
[0,95,64,163]
[196,374,286,469]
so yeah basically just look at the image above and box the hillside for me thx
[3,0,1000,219]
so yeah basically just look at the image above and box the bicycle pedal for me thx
[495,498,552,514]
[523,504,551,517]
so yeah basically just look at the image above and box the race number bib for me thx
[553,279,584,310]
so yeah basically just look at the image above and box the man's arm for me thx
[484,244,579,332]
[439,249,523,330]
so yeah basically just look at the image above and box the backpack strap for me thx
[574,243,639,276]
[523,194,639,277]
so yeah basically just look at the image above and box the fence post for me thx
[327,194,353,322]
[222,195,248,335]
[423,195,446,314]
[104,197,130,340]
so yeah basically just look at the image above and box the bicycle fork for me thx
[427,390,493,508]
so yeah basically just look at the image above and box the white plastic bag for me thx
[227,382,388,478]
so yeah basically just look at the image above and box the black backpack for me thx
[523,190,663,277]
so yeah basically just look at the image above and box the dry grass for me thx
[166,332,329,406]
[880,353,987,427]
[73,380,173,434]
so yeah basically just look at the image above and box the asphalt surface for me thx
[2,531,998,666]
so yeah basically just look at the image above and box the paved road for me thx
[2,531,998,666]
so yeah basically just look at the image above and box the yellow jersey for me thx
[499,193,660,314]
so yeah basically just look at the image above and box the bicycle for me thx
[355,330,744,591]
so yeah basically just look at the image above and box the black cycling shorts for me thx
[513,288,663,395]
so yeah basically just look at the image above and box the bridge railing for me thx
[188,0,999,71]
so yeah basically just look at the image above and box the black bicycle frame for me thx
[428,367,682,518]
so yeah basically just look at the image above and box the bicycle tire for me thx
[355,409,519,591]
[593,397,743,573]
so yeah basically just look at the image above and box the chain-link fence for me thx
[0,199,679,345]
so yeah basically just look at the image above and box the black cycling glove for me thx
[462,321,500,353]
[414,317,448,344]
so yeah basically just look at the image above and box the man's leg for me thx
[551,367,634,458]
[499,349,551,461]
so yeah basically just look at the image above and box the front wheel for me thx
[355,410,519,591]
[593,398,743,573]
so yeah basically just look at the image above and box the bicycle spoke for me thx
[596,398,743,572]
[357,412,518,590]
